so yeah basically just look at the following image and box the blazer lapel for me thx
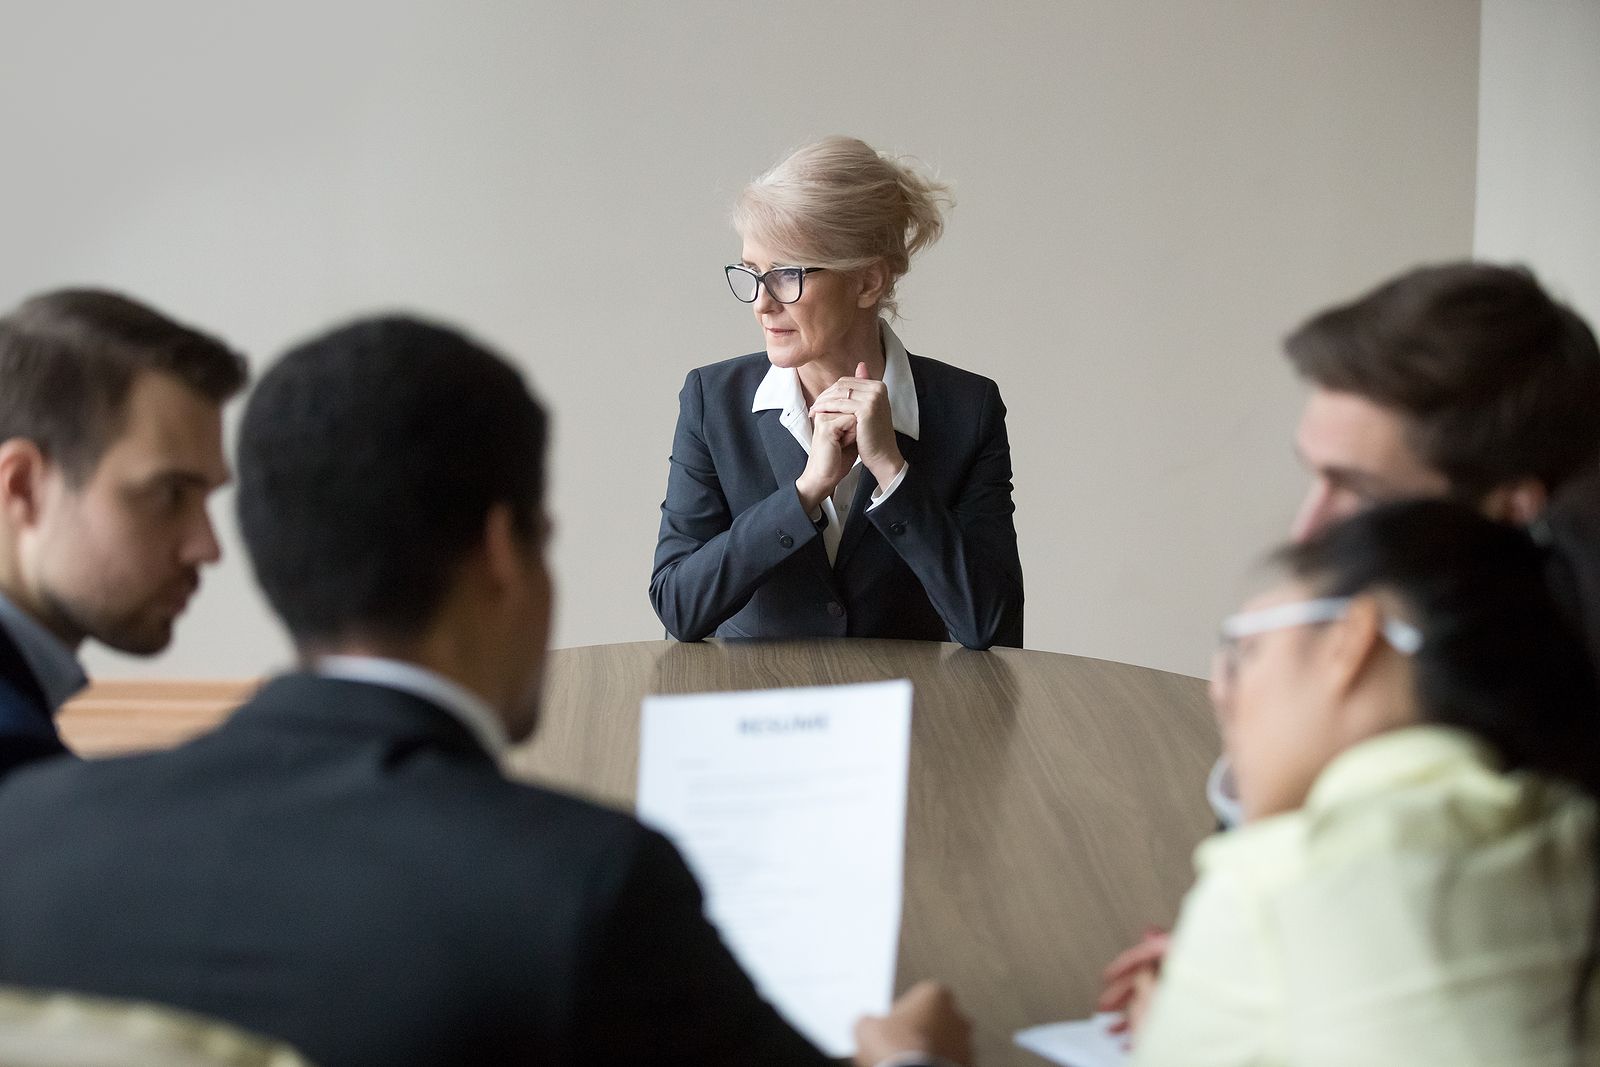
[834,431,921,571]
[0,625,54,740]
[757,410,808,488]
[758,412,839,588]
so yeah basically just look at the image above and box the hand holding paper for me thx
[1098,928,1170,1034]
[855,980,973,1067]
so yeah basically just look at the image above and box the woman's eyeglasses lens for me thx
[725,267,759,302]
[725,266,806,304]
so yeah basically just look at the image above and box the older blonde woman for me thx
[650,137,1023,649]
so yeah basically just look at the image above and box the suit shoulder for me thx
[906,352,1000,395]
[686,351,772,391]
[471,774,656,851]
[498,776,639,826]
[0,747,101,811]
[906,354,1007,427]
[452,779,685,910]
[492,784,693,898]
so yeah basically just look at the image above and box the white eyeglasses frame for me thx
[1219,595,1423,655]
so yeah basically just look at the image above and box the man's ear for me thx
[1480,478,1548,527]
[480,502,525,595]
[855,260,891,309]
[0,439,50,531]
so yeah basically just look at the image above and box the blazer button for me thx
[888,520,907,536]
[779,533,794,548]
[827,601,844,617]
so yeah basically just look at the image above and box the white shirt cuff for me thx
[794,483,825,524]
[867,462,909,510]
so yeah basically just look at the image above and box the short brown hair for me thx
[0,289,248,483]
[1285,262,1600,500]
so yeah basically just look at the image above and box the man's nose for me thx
[186,509,223,565]
[1207,648,1231,712]
[1290,481,1334,543]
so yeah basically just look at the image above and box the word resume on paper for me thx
[636,679,914,1056]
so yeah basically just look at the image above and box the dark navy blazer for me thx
[651,351,1023,649]
[0,674,843,1067]
[0,624,67,780]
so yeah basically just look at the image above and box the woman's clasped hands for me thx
[795,361,905,513]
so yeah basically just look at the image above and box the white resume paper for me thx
[636,679,914,1056]
[1015,1013,1130,1067]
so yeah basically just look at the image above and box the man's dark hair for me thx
[237,315,548,646]
[0,289,249,483]
[1285,262,1600,500]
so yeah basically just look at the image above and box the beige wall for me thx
[0,1,1480,681]
[1476,0,1600,323]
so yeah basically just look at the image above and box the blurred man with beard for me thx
[0,289,245,777]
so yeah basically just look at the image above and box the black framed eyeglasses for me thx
[724,264,826,304]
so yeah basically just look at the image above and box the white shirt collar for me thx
[312,655,511,759]
[751,319,920,440]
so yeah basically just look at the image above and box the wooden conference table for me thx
[60,638,1221,1067]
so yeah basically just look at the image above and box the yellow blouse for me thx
[1133,725,1599,1066]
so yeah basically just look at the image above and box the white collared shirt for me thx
[313,655,511,760]
[750,319,920,564]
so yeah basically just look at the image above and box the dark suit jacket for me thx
[0,624,67,780]
[0,674,837,1067]
[651,351,1024,649]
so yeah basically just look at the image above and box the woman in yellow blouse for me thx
[1123,498,1600,1066]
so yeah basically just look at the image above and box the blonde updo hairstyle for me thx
[733,136,952,319]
